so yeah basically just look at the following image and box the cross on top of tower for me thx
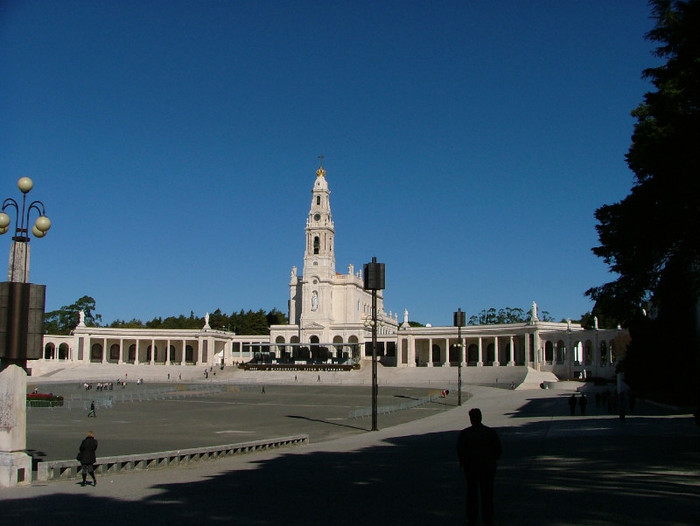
[316,155,326,178]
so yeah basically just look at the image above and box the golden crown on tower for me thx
[316,155,326,177]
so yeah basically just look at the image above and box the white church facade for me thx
[34,163,625,380]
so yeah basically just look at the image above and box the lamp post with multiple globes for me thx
[0,177,51,372]
[0,177,51,283]
[0,177,51,487]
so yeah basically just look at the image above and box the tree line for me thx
[43,296,287,336]
[45,296,575,337]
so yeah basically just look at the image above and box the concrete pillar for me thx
[0,366,33,487]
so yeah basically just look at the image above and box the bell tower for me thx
[303,158,335,280]
[295,158,336,332]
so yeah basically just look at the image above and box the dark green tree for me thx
[467,306,553,325]
[44,296,102,335]
[108,318,145,329]
[587,0,700,402]
[266,308,288,326]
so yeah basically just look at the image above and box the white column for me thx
[493,337,500,366]
[443,338,450,367]
[524,333,531,367]
[407,335,416,367]
[102,337,108,364]
[508,336,515,366]
[477,337,483,366]
[118,339,124,364]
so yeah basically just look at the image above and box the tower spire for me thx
[316,154,326,177]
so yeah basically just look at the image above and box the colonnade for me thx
[35,323,625,381]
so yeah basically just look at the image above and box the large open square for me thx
[3,372,699,526]
[25,381,454,461]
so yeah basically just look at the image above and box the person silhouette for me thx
[579,393,588,415]
[77,430,98,486]
[457,408,502,526]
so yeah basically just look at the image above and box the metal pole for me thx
[454,308,466,407]
[458,322,462,406]
[364,256,384,432]
[371,288,378,431]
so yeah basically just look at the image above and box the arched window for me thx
[467,344,478,363]
[313,236,320,254]
[556,340,566,362]
[110,344,120,362]
[544,341,554,362]
[600,341,608,366]
[90,343,103,363]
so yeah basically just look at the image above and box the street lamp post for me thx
[364,256,385,431]
[0,177,51,372]
[454,308,466,406]
[0,177,50,488]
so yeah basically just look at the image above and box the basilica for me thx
[36,163,624,380]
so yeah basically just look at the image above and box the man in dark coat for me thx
[457,408,502,526]
[78,430,98,486]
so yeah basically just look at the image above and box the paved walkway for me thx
[3,372,699,525]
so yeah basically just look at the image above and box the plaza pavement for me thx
[1,366,698,525]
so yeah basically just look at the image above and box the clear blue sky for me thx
[1,0,657,326]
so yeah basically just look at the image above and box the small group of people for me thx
[568,393,588,415]
[596,388,635,415]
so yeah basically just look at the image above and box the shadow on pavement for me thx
[3,414,698,526]
[286,414,368,432]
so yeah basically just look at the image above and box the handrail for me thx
[36,434,309,482]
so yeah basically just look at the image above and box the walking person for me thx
[87,400,96,418]
[457,408,502,526]
[568,394,577,416]
[579,393,588,416]
[77,430,98,486]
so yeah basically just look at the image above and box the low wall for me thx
[36,434,309,482]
